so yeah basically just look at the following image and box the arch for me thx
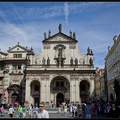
[7,84,21,106]
[50,76,70,107]
[30,80,41,105]
[11,93,19,107]
[79,80,90,103]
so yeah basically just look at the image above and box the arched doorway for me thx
[30,80,40,106]
[56,93,64,107]
[50,76,70,107]
[11,93,19,107]
[80,80,90,103]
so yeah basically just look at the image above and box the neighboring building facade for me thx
[0,51,7,104]
[105,35,120,101]
[0,43,34,106]
[0,24,95,107]
[94,67,107,102]
[94,67,102,100]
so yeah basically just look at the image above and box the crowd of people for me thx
[0,102,49,118]
[61,99,120,118]
[0,98,120,118]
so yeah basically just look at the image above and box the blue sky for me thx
[0,2,120,68]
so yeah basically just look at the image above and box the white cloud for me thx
[64,2,69,24]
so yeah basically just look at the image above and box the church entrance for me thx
[11,93,19,107]
[56,93,64,107]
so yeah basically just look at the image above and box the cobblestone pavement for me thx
[0,109,73,118]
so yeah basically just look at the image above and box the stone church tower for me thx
[25,24,95,107]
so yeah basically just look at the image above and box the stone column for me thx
[54,93,57,108]
[46,78,50,102]
[25,79,31,103]
[75,78,80,103]
[90,77,94,97]
[40,79,46,102]
[70,78,75,103]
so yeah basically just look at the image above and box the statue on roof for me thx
[44,32,47,39]
[58,24,62,33]
[48,30,51,38]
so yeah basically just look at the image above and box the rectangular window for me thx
[18,54,22,58]
[13,54,17,58]
[18,65,21,69]
[13,54,22,58]
[13,65,17,70]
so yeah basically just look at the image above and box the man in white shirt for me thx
[36,102,49,118]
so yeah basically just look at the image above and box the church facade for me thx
[0,24,95,107]
[25,24,95,107]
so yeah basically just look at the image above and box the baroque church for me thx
[0,24,95,107]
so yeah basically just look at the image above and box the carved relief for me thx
[69,44,76,49]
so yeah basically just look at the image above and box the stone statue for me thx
[73,32,76,39]
[47,57,50,65]
[48,30,51,38]
[70,57,73,65]
[75,58,78,65]
[58,48,62,58]
[89,57,93,66]
[42,57,46,65]
[87,47,90,54]
[44,32,47,39]
[69,30,72,37]
[58,24,62,33]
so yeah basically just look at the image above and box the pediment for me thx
[7,44,28,53]
[42,33,78,43]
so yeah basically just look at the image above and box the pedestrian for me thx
[0,105,4,116]
[8,105,14,118]
[85,103,92,118]
[96,104,104,118]
[36,102,49,118]
[71,104,75,117]
[22,105,27,118]
[91,104,97,118]
[108,103,119,118]
[33,103,39,118]
[77,104,83,118]
[28,103,34,118]
[64,104,67,116]
[18,105,23,118]
[104,102,111,118]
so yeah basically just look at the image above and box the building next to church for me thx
[0,24,95,107]
[105,35,120,102]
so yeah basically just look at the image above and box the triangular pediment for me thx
[42,33,78,43]
[7,44,28,53]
